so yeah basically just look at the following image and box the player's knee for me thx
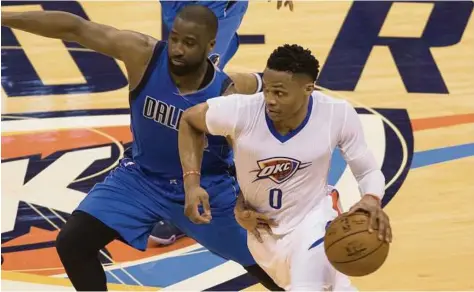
[56,225,83,262]
[56,214,98,260]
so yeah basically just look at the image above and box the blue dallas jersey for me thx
[129,41,234,179]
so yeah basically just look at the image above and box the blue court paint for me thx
[328,148,347,186]
[411,143,474,169]
[105,250,227,287]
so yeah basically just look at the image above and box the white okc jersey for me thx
[206,90,383,290]
[206,90,384,235]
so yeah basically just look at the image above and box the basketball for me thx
[324,211,390,277]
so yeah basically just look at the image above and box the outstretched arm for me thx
[1,10,156,89]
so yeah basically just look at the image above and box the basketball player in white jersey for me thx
[178,44,393,290]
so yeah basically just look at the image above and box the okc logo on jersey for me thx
[252,157,312,184]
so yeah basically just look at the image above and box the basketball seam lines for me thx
[324,229,369,251]
[331,241,386,264]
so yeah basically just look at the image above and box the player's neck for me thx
[170,61,209,95]
[272,99,310,136]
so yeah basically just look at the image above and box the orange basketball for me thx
[324,211,390,277]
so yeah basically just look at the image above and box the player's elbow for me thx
[181,106,198,123]
[180,108,194,129]
[50,11,85,41]
[180,104,210,134]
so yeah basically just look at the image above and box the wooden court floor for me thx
[1,1,474,291]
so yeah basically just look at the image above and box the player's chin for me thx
[267,111,284,122]
[169,63,189,76]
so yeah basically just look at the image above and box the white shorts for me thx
[247,194,357,291]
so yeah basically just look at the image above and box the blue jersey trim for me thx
[129,41,166,101]
[265,95,314,143]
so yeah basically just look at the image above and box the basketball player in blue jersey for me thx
[141,0,293,245]
[2,6,282,291]
[151,0,293,245]
[145,0,292,242]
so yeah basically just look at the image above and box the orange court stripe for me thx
[411,113,474,131]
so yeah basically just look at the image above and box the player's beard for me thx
[168,52,207,77]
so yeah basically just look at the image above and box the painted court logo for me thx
[252,157,312,184]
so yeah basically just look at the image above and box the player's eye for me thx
[170,36,179,44]
[184,40,196,47]
[274,91,284,97]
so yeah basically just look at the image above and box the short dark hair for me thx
[266,44,320,82]
[176,5,218,39]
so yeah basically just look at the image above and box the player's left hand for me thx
[235,207,278,243]
[271,0,294,11]
[347,195,392,243]
[184,186,212,224]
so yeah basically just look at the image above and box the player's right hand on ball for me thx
[235,207,278,243]
[184,186,212,224]
[348,194,392,243]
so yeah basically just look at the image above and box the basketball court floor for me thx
[1,1,474,291]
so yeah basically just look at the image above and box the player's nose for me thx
[170,43,185,57]
[265,100,277,108]
[264,93,277,105]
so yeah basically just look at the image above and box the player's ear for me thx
[208,38,216,54]
[304,82,315,96]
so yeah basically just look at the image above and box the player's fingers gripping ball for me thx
[324,211,390,277]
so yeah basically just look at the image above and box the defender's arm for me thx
[179,103,211,191]
[1,10,156,89]
[179,94,242,190]
[227,72,263,95]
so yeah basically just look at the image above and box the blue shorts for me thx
[160,1,249,69]
[76,158,255,267]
